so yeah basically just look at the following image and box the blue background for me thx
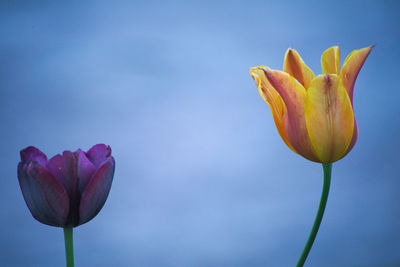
[1,1,399,266]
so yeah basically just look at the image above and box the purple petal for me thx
[20,146,47,166]
[46,151,77,193]
[75,149,96,194]
[46,151,80,226]
[79,157,115,225]
[18,162,69,227]
[85,144,112,168]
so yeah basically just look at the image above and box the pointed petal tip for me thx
[362,45,374,52]
[285,48,297,58]
[358,45,374,53]
[340,45,373,102]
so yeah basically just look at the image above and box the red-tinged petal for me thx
[340,46,373,103]
[249,66,296,152]
[86,144,112,168]
[79,157,115,225]
[305,74,354,163]
[321,46,340,74]
[20,146,47,166]
[283,49,315,89]
[18,162,69,227]
[76,149,96,194]
[263,69,319,161]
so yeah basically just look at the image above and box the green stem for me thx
[296,163,332,267]
[63,227,74,267]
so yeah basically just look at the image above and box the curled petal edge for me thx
[249,67,296,152]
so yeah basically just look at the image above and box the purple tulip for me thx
[17,144,115,227]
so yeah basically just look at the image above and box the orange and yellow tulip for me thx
[250,46,372,163]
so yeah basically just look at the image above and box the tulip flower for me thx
[249,46,372,266]
[17,144,115,267]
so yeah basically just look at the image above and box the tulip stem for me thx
[296,163,332,267]
[63,227,74,267]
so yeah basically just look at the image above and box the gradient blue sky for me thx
[1,1,399,266]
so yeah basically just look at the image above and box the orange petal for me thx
[263,68,318,161]
[321,46,340,74]
[340,46,373,103]
[283,49,315,89]
[305,74,354,163]
[249,67,295,152]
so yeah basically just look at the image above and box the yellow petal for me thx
[341,120,358,158]
[305,74,354,163]
[340,46,373,103]
[249,66,295,152]
[321,46,340,74]
[264,69,318,162]
[283,49,315,89]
